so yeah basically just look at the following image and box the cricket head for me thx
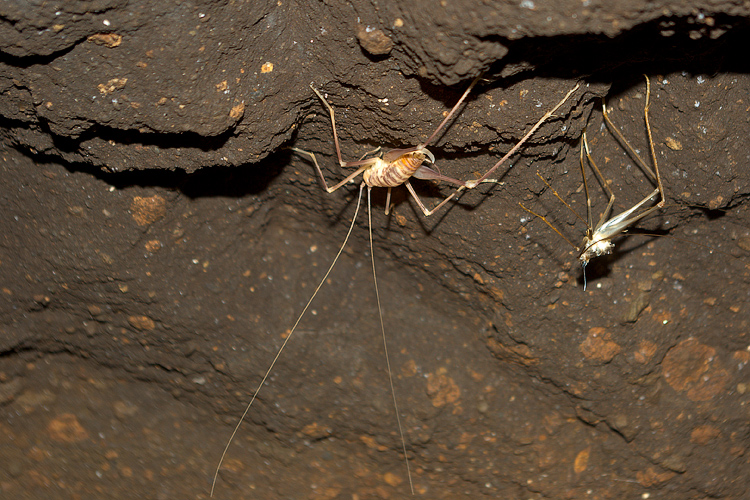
[414,147,435,165]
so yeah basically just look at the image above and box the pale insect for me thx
[211,77,580,496]
[520,75,665,290]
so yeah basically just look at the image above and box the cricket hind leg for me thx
[466,82,581,189]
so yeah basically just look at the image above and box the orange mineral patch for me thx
[486,336,538,366]
[229,102,245,120]
[144,239,162,253]
[636,466,676,487]
[87,33,123,48]
[128,315,156,331]
[382,471,403,487]
[662,338,729,401]
[690,424,721,445]
[426,368,460,408]
[47,413,89,443]
[130,195,166,225]
[300,422,330,439]
[97,77,127,94]
[579,327,621,363]
[633,340,658,363]
[574,446,590,474]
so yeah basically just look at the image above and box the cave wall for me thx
[1,1,749,499]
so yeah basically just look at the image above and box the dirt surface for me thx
[2,1,750,500]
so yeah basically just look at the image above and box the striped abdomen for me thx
[363,152,426,188]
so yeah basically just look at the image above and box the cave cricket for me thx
[211,77,580,496]
[520,75,665,290]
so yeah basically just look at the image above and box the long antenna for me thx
[367,187,414,494]
[211,184,366,497]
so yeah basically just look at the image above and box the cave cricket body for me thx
[211,76,581,496]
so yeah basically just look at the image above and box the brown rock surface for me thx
[1,2,749,499]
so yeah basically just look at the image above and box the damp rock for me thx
[0,378,23,405]
[356,24,394,56]
[624,291,650,323]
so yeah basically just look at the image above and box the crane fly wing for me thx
[595,187,661,241]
